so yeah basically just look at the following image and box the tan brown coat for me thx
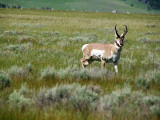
[80,25,128,73]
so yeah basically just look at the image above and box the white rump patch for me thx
[82,44,88,51]
[91,49,105,60]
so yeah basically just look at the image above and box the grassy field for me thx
[0,9,160,120]
[1,0,160,14]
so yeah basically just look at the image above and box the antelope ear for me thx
[115,33,117,38]
[120,34,124,37]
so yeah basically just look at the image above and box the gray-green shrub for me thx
[150,105,160,116]
[8,66,29,78]
[100,86,131,111]
[143,95,160,116]
[57,67,109,80]
[4,31,22,35]
[143,95,160,106]
[138,67,160,85]
[149,67,160,84]
[18,36,34,43]
[8,90,32,109]
[40,67,56,80]
[99,86,159,118]
[36,83,99,111]
[5,43,32,52]
[6,44,19,51]
[69,85,99,111]
[72,69,90,80]
[36,84,72,108]
[57,68,70,79]
[0,71,11,89]
[19,83,34,97]
[135,76,150,89]
[18,42,33,52]
[25,63,33,73]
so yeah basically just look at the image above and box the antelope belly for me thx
[91,49,104,60]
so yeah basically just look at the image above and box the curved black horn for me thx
[123,25,128,36]
[115,25,120,37]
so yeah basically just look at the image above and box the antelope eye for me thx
[121,38,124,41]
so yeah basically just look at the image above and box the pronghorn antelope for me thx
[80,25,128,73]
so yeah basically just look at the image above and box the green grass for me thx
[1,0,160,14]
[0,9,160,120]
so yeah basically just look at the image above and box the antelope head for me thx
[115,25,128,48]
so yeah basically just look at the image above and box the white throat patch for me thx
[115,40,121,49]
[117,40,121,46]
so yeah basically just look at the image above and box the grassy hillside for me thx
[1,0,160,14]
[0,9,160,119]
